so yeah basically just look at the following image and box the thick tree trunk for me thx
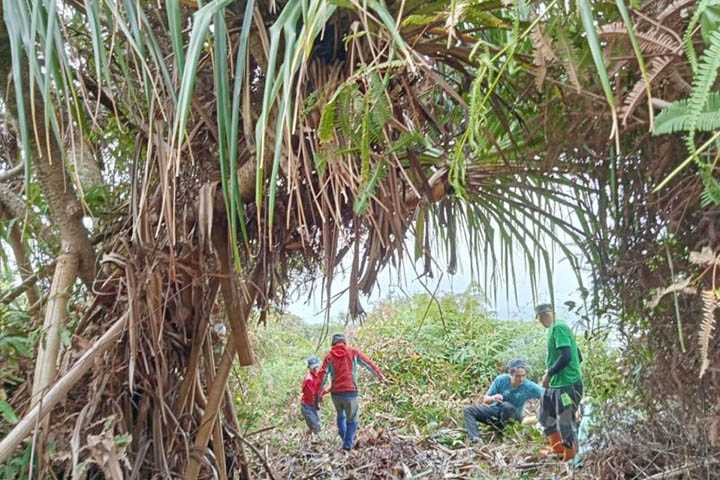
[1,19,99,472]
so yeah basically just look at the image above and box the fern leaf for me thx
[686,29,720,153]
[654,92,720,134]
[318,98,337,143]
[698,161,720,206]
[684,0,713,73]
[314,148,330,176]
[621,56,672,126]
[699,289,717,377]
[600,22,680,54]
[354,159,387,215]
[368,73,391,143]
[337,84,360,138]
[360,96,371,183]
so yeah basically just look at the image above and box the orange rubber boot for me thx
[562,442,577,461]
[540,432,563,456]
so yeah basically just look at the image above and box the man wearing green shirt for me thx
[536,304,583,462]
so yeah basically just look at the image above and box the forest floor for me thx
[246,422,586,479]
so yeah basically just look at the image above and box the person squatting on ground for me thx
[536,303,584,462]
[464,358,543,442]
[317,333,386,451]
[300,356,324,435]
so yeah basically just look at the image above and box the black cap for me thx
[331,333,346,345]
[534,304,553,316]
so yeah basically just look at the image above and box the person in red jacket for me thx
[317,333,386,451]
[300,356,323,435]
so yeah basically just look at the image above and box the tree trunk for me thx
[7,223,41,315]
[213,225,255,366]
[30,252,78,406]
[29,251,78,470]
[0,20,96,290]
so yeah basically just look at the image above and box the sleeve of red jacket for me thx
[355,349,385,380]
[317,355,331,390]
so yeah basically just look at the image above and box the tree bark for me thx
[0,20,97,289]
[30,252,78,407]
[7,221,41,317]
[28,251,78,469]
[212,226,255,366]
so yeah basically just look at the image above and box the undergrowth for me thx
[234,292,624,445]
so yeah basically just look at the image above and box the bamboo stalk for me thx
[0,313,128,464]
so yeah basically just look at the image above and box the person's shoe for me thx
[539,432,563,456]
[562,442,577,461]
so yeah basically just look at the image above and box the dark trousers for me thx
[464,401,517,440]
[539,382,583,448]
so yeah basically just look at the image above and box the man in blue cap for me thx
[300,355,323,435]
[536,303,583,461]
[464,358,543,442]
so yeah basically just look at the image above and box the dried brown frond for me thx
[699,289,717,377]
[620,56,673,126]
[599,23,680,55]
[531,25,556,91]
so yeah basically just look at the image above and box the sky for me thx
[285,233,592,327]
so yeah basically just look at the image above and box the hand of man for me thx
[541,372,549,388]
[492,394,504,402]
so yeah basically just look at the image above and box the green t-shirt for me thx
[546,320,582,388]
